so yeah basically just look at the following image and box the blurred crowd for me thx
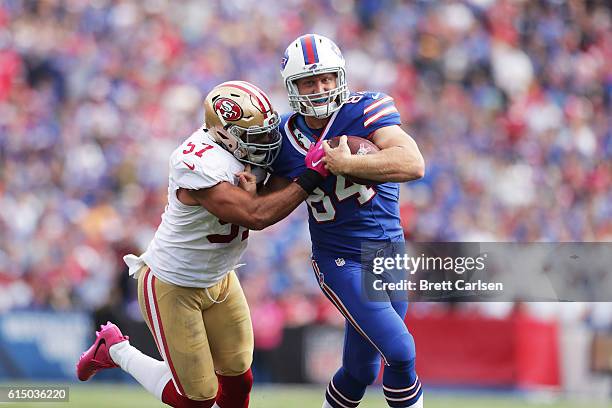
[0,0,611,339]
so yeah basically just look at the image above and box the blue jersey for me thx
[272,91,404,257]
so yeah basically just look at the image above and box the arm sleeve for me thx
[171,152,234,190]
[360,92,401,134]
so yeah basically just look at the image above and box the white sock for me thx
[109,341,172,401]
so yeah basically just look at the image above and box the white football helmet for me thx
[280,34,349,118]
[204,81,281,169]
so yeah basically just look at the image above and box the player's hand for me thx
[322,135,351,175]
[236,164,257,195]
[305,139,329,177]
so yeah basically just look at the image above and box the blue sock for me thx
[382,359,422,407]
[324,367,368,408]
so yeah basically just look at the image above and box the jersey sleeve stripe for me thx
[364,100,395,119]
[363,96,394,114]
[363,106,399,127]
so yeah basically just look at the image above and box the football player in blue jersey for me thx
[268,34,426,407]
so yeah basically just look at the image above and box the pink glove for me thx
[304,139,329,177]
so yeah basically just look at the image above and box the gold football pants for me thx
[137,266,253,401]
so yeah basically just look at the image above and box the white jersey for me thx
[126,127,251,288]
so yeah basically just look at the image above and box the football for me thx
[327,136,381,185]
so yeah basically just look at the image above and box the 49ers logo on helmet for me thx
[214,98,243,121]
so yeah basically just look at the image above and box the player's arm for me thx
[258,174,292,195]
[183,179,307,231]
[323,126,425,182]
[181,151,324,231]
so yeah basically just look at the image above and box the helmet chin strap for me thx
[234,143,264,164]
[233,148,246,159]
[302,100,337,118]
[313,101,338,118]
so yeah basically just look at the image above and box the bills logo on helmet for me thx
[214,98,243,121]
[280,49,289,70]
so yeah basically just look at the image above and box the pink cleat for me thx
[76,321,128,381]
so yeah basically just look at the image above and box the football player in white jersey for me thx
[76,81,329,408]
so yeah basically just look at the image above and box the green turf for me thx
[1,383,610,408]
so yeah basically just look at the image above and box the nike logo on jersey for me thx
[183,161,195,170]
[371,93,380,99]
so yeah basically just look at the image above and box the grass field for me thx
[2,383,611,408]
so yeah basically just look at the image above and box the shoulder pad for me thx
[170,136,240,190]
